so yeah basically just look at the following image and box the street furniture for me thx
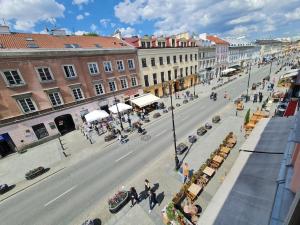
[186,183,202,201]
[203,167,215,177]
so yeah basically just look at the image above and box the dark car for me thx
[153,112,161,118]
[212,115,221,123]
[188,135,197,143]
[205,123,212,129]
[25,166,47,180]
[251,83,256,90]
[0,184,9,194]
[197,127,207,136]
[176,143,188,155]
[82,220,94,225]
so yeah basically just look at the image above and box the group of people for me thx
[129,179,159,213]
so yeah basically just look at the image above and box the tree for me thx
[244,109,250,124]
[83,32,98,36]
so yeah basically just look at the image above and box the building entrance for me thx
[0,133,16,158]
[54,114,75,135]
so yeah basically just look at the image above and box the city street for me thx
[0,63,280,225]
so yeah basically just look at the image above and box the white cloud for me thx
[119,27,136,37]
[72,0,90,5]
[111,23,116,28]
[76,14,84,20]
[90,23,97,32]
[286,8,300,20]
[74,30,88,35]
[100,19,110,28]
[84,12,90,16]
[114,0,300,38]
[1,0,65,31]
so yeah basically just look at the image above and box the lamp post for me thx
[193,77,196,96]
[112,89,124,131]
[246,63,251,102]
[169,82,180,170]
[269,60,273,76]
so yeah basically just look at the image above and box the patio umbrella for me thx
[84,110,109,123]
[109,103,132,114]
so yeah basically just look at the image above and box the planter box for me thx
[108,191,130,213]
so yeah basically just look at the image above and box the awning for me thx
[109,103,132,114]
[221,68,236,74]
[84,110,109,123]
[130,93,160,108]
[280,70,299,79]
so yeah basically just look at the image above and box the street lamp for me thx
[246,63,252,102]
[269,60,273,76]
[112,89,124,131]
[193,77,196,96]
[169,82,180,170]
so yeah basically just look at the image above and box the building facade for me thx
[123,33,198,97]
[255,39,283,61]
[0,28,142,154]
[197,46,216,81]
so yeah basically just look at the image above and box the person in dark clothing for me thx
[148,189,157,213]
[130,187,139,207]
[144,179,151,196]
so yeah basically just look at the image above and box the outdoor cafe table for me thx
[187,183,202,201]
[203,167,215,177]
[213,155,224,164]
[253,111,268,118]
[220,146,230,154]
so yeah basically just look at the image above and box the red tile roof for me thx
[122,37,140,47]
[206,35,229,45]
[0,33,131,49]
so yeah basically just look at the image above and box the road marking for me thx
[155,129,167,137]
[115,151,133,162]
[44,185,77,207]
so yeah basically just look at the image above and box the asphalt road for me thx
[0,62,279,225]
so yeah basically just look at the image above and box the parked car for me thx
[197,127,207,136]
[176,103,181,107]
[183,99,188,104]
[176,143,188,155]
[81,220,94,225]
[0,184,9,194]
[163,109,168,113]
[205,123,212,129]
[251,83,257,90]
[168,106,175,111]
[188,135,197,143]
[212,115,221,123]
[153,112,161,118]
[25,166,47,180]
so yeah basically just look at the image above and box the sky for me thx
[1,0,300,40]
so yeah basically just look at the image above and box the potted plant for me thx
[108,190,129,213]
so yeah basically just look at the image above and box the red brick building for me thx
[0,27,142,155]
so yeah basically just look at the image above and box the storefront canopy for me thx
[221,68,236,74]
[130,93,160,108]
[109,103,132,114]
[84,110,109,123]
[280,70,300,79]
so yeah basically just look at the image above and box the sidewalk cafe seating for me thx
[212,155,224,168]
[186,183,202,202]
[203,167,215,178]
[226,135,237,148]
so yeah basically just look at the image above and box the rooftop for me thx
[206,35,229,45]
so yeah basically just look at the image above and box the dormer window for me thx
[27,43,39,48]
[95,44,102,48]
[64,43,80,48]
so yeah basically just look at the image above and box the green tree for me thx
[83,32,98,36]
[244,109,250,124]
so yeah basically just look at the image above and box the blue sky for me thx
[1,0,300,40]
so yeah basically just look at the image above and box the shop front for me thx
[0,133,16,157]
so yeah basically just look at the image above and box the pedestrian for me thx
[183,163,189,183]
[128,117,132,128]
[148,189,157,213]
[130,187,139,207]
[118,133,124,144]
[144,179,151,195]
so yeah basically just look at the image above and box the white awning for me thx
[84,110,109,123]
[130,93,160,108]
[280,70,299,79]
[109,103,132,114]
[221,68,236,74]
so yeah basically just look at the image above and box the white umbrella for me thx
[84,110,109,123]
[109,103,132,114]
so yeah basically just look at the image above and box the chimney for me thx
[51,29,66,36]
[0,25,10,34]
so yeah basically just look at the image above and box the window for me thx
[179,55,183,62]
[116,60,125,71]
[146,42,151,48]
[120,78,128,89]
[72,88,84,101]
[144,75,149,87]
[186,67,188,76]
[48,92,62,106]
[180,68,183,77]
[63,65,76,78]
[167,56,170,64]
[190,54,193,61]
[153,73,157,85]
[173,55,177,63]
[141,42,146,48]
[131,76,138,87]
[95,83,105,95]
[174,69,178,79]
[168,70,171,81]
[128,59,135,70]
[108,80,117,92]
[161,72,165,83]
[159,57,164,65]
[18,97,36,113]
[185,54,188,62]
[151,58,155,67]
[88,63,99,75]
[190,66,193,74]
[2,70,24,86]
[142,58,147,68]
[103,61,113,72]
[37,67,53,81]
[32,123,48,140]
[195,54,197,60]
[195,65,197,73]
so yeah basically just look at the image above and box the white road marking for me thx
[44,185,77,207]
[115,151,133,162]
[155,129,167,137]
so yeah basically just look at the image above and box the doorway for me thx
[0,133,16,157]
[154,89,159,97]
[54,114,75,135]
[32,123,49,140]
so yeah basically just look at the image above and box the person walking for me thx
[130,187,139,207]
[183,163,189,183]
[144,179,151,196]
[148,189,157,213]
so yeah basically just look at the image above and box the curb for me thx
[0,166,66,203]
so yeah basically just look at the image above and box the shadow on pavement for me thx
[157,191,165,206]
[178,142,195,168]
